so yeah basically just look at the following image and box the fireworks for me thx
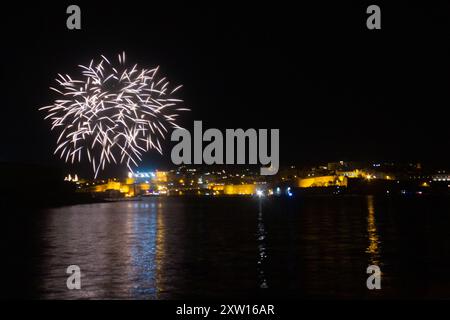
[40,52,188,177]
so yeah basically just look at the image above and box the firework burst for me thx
[40,52,189,177]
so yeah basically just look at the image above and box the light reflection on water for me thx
[19,195,450,299]
[256,198,268,289]
[129,202,158,298]
[366,195,381,266]
[36,201,166,299]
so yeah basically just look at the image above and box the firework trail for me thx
[40,52,188,177]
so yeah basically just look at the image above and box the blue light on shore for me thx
[287,187,293,197]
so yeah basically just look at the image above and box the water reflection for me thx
[256,198,268,289]
[36,200,167,299]
[21,195,450,299]
[366,196,381,266]
[155,201,165,298]
[129,202,158,298]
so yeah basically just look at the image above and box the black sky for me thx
[1,1,450,175]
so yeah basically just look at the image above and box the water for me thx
[2,195,450,299]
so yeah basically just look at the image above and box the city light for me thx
[64,161,450,199]
[287,187,293,197]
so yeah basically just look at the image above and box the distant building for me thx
[223,184,257,195]
[298,175,347,188]
[327,161,366,171]
[432,173,450,182]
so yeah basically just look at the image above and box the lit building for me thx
[90,180,132,196]
[432,173,450,182]
[223,184,257,195]
[298,175,348,188]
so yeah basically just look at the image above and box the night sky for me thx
[1,2,450,176]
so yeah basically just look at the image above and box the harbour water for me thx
[2,195,450,299]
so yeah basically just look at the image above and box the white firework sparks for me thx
[40,52,189,177]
